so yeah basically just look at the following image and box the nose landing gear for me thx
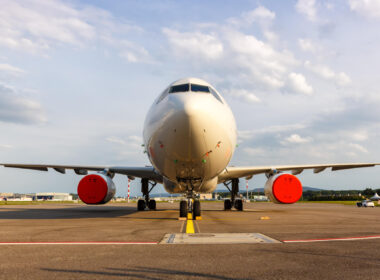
[179,180,202,219]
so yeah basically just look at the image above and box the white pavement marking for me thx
[160,233,280,244]
[283,235,380,243]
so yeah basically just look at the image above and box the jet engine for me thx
[264,173,302,204]
[77,173,116,204]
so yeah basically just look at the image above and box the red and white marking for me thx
[0,241,158,245]
[283,235,380,243]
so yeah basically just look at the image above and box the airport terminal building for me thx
[0,192,73,201]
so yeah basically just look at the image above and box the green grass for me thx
[0,200,78,205]
[299,200,357,205]
[298,200,380,206]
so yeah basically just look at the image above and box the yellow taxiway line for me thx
[186,213,195,233]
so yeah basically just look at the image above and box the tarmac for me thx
[0,201,380,279]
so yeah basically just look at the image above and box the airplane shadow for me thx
[0,205,138,220]
[41,266,252,280]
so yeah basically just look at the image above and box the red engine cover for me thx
[77,174,108,204]
[265,174,303,204]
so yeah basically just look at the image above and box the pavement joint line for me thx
[283,234,380,243]
[194,220,200,233]
[180,220,186,233]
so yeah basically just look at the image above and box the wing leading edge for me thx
[0,163,163,182]
[2,162,379,185]
[217,163,380,183]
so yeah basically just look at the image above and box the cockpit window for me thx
[169,84,189,93]
[191,84,210,93]
[156,87,170,104]
[209,87,224,104]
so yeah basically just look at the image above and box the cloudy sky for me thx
[1,0,380,196]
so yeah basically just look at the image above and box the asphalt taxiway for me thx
[0,201,380,279]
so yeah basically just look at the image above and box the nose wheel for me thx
[193,200,201,217]
[180,200,188,217]
[180,199,201,219]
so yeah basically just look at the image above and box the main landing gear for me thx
[137,178,157,211]
[223,178,243,211]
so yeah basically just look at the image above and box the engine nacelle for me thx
[264,173,302,204]
[77,173,116,204]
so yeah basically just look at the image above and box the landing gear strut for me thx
[179,180,201,219]
[223,178,243,211]
[137,178,157,211]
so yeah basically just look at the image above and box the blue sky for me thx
[1,0,380,196]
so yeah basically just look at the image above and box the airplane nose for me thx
[183,99,202,118]
[163,98,209,179]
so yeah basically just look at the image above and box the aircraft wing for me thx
[217,163,380,183]
[0,163,163,182]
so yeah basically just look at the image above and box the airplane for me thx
[1,77,379,219]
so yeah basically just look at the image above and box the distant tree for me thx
[362,188,375,197]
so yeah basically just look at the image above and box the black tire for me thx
[224,199,232,210]
[180,200,188,217]
[148,199,156,210]
[235,199,243,211]
[137,199,146,211]
[193,200,201,218]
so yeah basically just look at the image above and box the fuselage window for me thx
[209,87,224,104]
[169,84,189,93]
[191,84,210,93]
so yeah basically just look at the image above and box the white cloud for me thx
[162,28,223,60]
[336,72,351,86]
[243,6,275,23]
[304,61,351,86]
[0,144,12,149]
[298,38,318,53]
[349,0,380,19]
[106,136,127,145]
[223,30,297,89]
[163,8,303,96]
[282,134,312,144]
[348,143,368,153]
[229,6,276,27]
[0,83,46,124]
[118,40,151,63]
[0,63,25,76]
[106,135,142,148]
[225,89,260,104]
[351,130,368,142]
[243,147,266,157]
[287,72,313,95]
[296,0,317,21]
[0,0,148,62]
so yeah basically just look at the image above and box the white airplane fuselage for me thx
[143,78,237,194]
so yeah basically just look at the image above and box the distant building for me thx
[33,193,73,201]
[253,195,269,201]
[199,193,219,200]
[0,193,32,201]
